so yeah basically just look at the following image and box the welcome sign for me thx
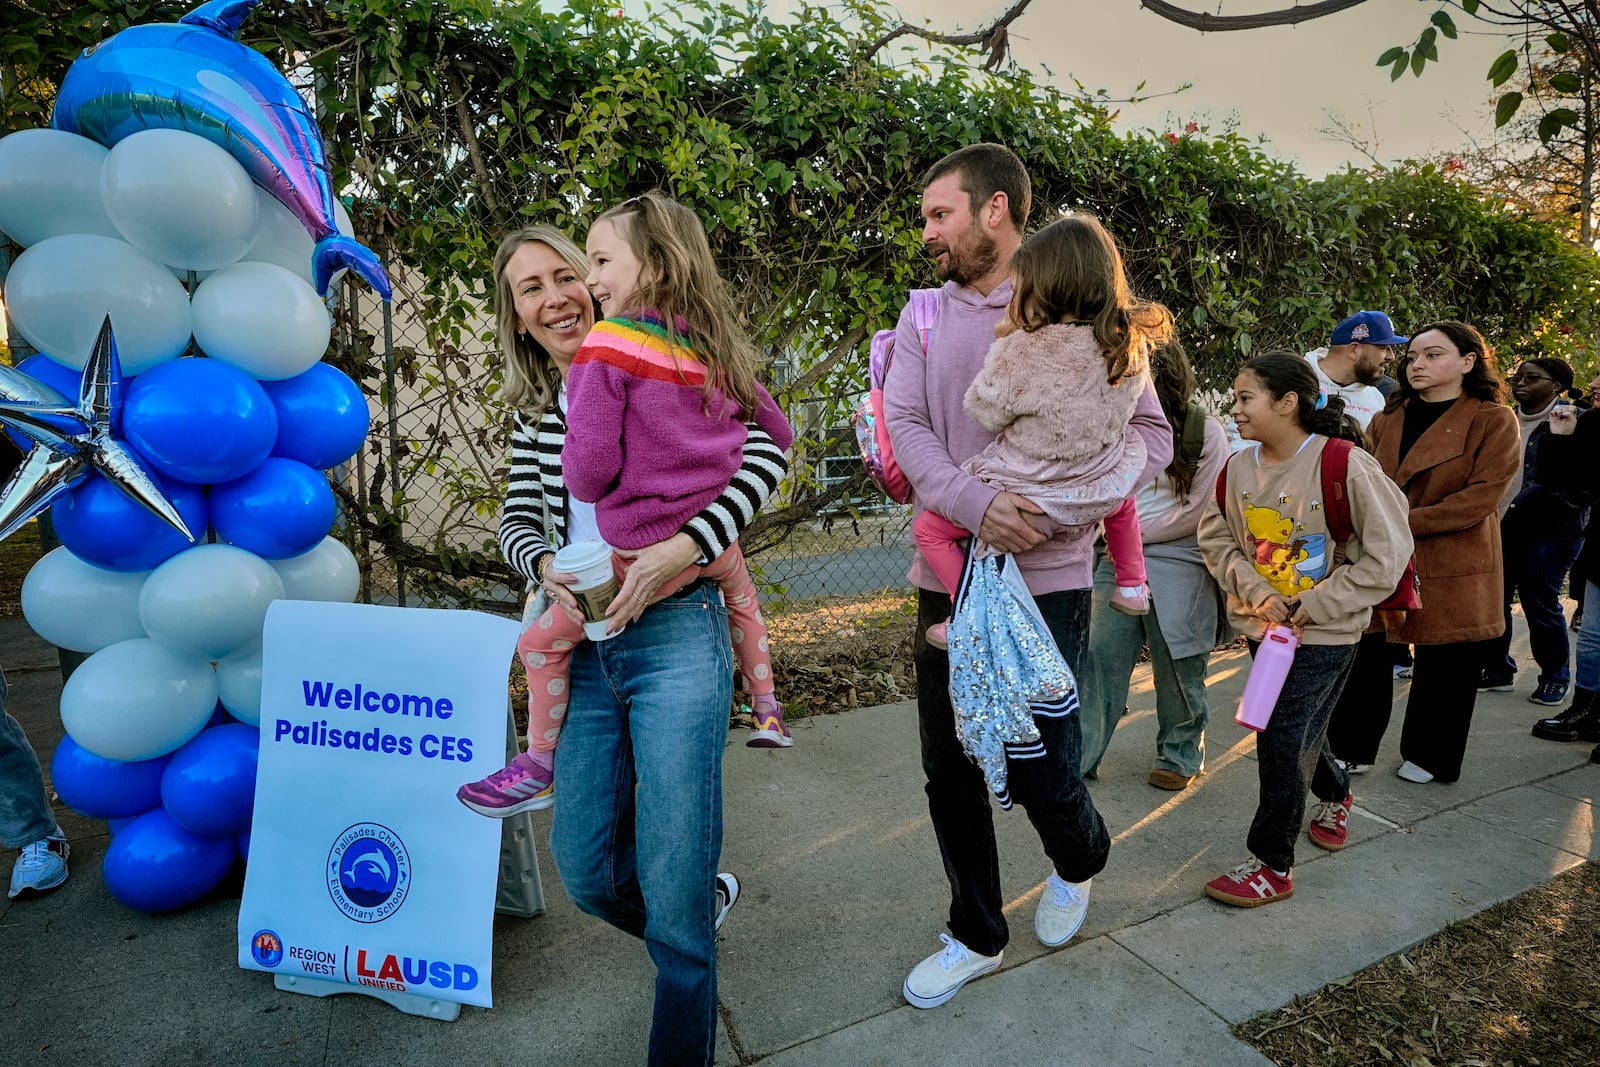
[238,600,522,1009]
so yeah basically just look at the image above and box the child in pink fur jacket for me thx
[915,215,1173,648]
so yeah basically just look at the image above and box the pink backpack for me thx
[853,289,940,503]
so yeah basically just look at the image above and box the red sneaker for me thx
[1204,858,1293,907]
[1308,794,1352,852]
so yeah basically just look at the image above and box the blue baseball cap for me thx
[1331,310,1408,346]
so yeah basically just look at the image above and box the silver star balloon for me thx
[0,316,196,544]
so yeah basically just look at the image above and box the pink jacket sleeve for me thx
[561,357,628,504]
[750,382,795,453]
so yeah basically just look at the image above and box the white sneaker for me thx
[1034,871,1091,947]
[902,933,1002,1009]
[8,831,68,899]
[1396,760,1435,784]
[714,872,740,932]
[1335,758,1371,776]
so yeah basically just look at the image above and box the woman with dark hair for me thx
[1199,351,1412,906]
[1080,339,1230,790]
[1326,321,1518,785]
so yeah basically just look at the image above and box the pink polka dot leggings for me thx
[518,543,775,754]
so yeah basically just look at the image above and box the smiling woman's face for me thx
[506,240,594,370]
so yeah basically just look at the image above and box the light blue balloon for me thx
[52,471,208,572]
[210,457,335,560]
[261,364,369,470]
[160,723,259,837]
[102,808,236,913]
[123,358,277,485]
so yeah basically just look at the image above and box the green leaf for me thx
[1377,46,1405,67]
[1462,0,1480,11]
[1495,91,1524,128]
[1538,108,1581,142]
[1550,72,1582,94]
[1488,50,1519,87]
[1429,11,1456,39]
[1417,27,1438,62]
[1391,53,1409,82]
[1548,33,1570,54]
[1410,48,1427,77]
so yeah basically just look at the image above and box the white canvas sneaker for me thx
[1034,871,1091,947]
[902,934,1002,1009]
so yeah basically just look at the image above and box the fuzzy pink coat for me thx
[962,323,1151,529]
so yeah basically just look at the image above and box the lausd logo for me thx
[327,822,411,923]
[353,948,480,994]
[251,929,285,968]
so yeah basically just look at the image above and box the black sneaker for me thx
[1529,680,1569,706]
[1478,674,1515,692]
[1532,688,1600,741]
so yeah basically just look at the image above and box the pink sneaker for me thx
[1109,584,1151,616]
[455,752,554,817]
[925,620,950,650]
[1204,858,1293,907]
[1308,793,1352,852]
[746,696,793,749]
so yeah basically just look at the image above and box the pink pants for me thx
[913,497,1146,596]
[518,544,773,753]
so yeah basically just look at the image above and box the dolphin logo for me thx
[51,0,391,301]
[343,847,393,888]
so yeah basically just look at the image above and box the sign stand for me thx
[273,972,463,1021]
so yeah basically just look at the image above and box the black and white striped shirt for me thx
[497,405,789,586]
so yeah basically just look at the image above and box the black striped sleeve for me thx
[497,409,556,585]
[682,426,788,562]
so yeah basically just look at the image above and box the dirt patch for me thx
[1237,862,1600,1066]
[0,520,41,617]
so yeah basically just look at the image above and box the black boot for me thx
[1531,687,1600,742]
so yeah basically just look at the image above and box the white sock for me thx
[1117,585,1146,597]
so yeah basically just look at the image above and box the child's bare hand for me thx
[1258,594,1296,625]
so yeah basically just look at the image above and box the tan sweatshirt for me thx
[1198,435,1415,645]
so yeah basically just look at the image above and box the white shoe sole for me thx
[715,873,740,931]
[746,730,794,748]
[456,791,554,818]
[902,954,1002,1009]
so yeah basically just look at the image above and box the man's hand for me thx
[977,492,1047,554]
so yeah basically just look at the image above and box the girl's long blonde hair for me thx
[1009,214,1172,384]
[593,191,761,414]
[491,224,593,413]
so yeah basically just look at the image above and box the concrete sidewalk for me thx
[1,611,1596,1066]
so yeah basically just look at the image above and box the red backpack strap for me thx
[1215,454,1234,511]
[1319,437,1354,544]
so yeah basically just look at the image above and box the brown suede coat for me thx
[1370,395,1519,645]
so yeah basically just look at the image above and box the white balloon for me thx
[138,544,286,661]
[216,641,263,726]
[61,638,217,762]
[101,130,260,272]
[21,547,148,653]
[271,537,360,603]
[244,188,354,287]
[0,129,122,247]
[4,234,193,372]
[191,262,332,380]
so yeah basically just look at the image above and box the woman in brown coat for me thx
[1326,321,1518,783]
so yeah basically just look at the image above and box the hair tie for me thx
[1315,391,1328,410]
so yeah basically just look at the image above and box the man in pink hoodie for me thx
[885,144,1173,1009]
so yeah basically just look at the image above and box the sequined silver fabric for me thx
[947,554,1076,802]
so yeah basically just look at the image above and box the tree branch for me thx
[859,0,1036,68]
[1140,0,1373,32]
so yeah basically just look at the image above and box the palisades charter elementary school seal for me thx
[327,822,411,923]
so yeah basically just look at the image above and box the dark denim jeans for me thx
[1246,641,1355,874]
[915,586,1111,959]
[0,671,57,851]
[548,584,733,1067]
[1492,529,1582,685]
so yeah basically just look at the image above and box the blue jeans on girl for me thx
[548,584,733,1067]
[0,671,58,852]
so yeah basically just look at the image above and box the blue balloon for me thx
[160,723,259,837]
[210,457,335,559]
[9,355,84,450]
[108,816,138,835]
[52,470,207,571]
[237,828,251,863]
[50,734,169,819]
[261,364,369,470]
[102,807,235,913]
[123,358,277,485]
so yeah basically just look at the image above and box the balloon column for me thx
[0,0,383,913]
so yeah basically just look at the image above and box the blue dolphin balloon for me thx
[52,0,391,301]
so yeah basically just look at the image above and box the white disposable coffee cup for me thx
[553,541,621,641]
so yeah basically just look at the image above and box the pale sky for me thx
[878,1,1514,175]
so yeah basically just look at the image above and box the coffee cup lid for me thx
[553,540,612,572]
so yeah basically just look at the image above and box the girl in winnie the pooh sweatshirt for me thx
[913,215,1171,648]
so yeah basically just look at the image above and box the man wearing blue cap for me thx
[1309,311,1409,430]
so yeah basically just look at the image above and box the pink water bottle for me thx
[1236,625,1299,731]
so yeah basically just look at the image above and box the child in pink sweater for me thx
[914,215,1172,648]
[457,193,794,819]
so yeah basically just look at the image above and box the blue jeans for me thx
[1493,529,1582,685]
[548,584,733,1067]
[0,671,58,851]
[1080,557,1210,778]
[1575,580,1600,692]
[915,586,1111,959]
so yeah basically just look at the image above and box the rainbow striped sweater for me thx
[563,312,793,550]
